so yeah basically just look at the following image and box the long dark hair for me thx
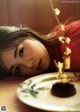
[0,26,44,51]
[0,26,60,51]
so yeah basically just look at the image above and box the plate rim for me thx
[16,72,80,111]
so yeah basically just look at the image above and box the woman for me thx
[0,20,80,79]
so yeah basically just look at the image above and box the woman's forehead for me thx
[1,48,16,70]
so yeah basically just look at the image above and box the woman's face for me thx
[1,38,50,76]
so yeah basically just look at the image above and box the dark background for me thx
[0,0,80,34]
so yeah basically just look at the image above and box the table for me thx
[0,76,51,112]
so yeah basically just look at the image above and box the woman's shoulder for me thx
[51,20,80,31]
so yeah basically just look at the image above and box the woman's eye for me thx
[14,66,21,75]
[19,47,24,57]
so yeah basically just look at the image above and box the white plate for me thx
[17,72,80,111]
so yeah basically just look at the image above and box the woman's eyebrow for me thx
[14,47,18,58]
[10,65,14,73]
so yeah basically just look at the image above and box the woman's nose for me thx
[22,59,34,68]
[27,59,34,68]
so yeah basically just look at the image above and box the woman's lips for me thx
[37,59,42,70]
